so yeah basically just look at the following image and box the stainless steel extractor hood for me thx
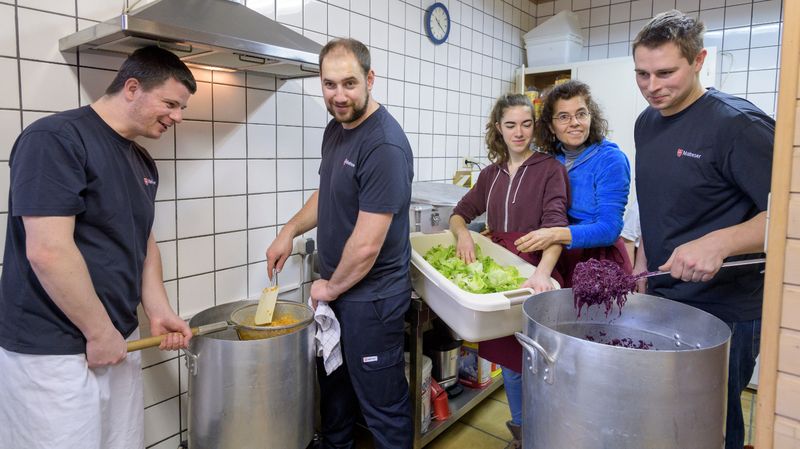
[59,0,322,79]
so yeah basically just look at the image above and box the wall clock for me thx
[424,2,450,45]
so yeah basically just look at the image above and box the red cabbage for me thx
[571,259,636,317]
[583,334,654,350]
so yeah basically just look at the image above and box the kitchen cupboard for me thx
[516,50,718,204]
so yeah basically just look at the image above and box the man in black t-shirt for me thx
[0,46,196,449]
[267,38,413,449]
[632,11,773,449]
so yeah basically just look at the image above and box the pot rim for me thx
[523,289,732,353]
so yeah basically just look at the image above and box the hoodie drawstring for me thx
[511,165,528,204]
[485,170,501,231]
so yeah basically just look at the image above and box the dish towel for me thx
[310,297,343,375]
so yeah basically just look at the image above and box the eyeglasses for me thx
[553,111,591,125]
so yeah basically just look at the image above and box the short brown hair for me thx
[485,94,534,165]
[632,9,705,64]
[534,80,608,154]
[319,38,371,77]
[105,45,196,95]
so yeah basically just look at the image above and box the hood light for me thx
[184,62,238,72]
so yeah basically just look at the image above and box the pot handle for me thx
[184,347,198,376]
[515,332,555,385]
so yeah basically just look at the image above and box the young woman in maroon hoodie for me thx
[449,93,569,448]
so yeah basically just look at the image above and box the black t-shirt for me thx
[634,88,774,322]
[317,105,414,301]
[0,106,158,355]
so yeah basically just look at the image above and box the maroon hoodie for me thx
[452,151,569,232]
[451,151,569,372]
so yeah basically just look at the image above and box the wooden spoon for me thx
[254,268,279,325]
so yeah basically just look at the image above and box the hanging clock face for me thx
[425,2,450,45]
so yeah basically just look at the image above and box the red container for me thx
[430,379,450,420]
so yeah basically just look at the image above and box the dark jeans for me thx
[725,319,761,449]
[317,292,412,449]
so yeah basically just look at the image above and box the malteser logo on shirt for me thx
[143,177,157,186]
[676,148,702,159]
[343,158,356,168]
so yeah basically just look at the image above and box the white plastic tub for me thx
[410,231,559,342]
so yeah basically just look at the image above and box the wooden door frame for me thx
[755,0,799,446]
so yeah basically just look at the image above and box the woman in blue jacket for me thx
[515,80,632,285]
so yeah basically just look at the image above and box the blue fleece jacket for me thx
[556,139,631,249]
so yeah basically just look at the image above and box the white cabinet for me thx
[517,50,717,204]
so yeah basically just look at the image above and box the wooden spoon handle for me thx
[126,321,228,352]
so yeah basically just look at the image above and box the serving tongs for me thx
[636,257,766,279]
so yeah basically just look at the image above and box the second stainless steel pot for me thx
[516,289,731,449]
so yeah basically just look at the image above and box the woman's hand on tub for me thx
[522,271,556,294]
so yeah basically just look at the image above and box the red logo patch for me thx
[676,148,683,157]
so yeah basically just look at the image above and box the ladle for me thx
[126,298,301,351]
[571,257,768,317]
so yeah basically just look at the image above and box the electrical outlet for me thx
[463,158,483,170]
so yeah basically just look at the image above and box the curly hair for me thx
[485,94,535,165]
[533,80,608,154]
[632,9,705,64]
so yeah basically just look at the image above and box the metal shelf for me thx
[407,295,503,449]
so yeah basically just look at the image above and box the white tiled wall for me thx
[0,0,784,446]
[533,0,783,117]
[0,0,535,447]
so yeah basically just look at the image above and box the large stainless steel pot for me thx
[186,299,315,449]
[515,289,731,449]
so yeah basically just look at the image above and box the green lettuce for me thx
[422,244,527,294]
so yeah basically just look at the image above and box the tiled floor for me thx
[355,387,758,449]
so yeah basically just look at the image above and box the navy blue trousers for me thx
[725,319,760,449]
[316,291,412,449]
